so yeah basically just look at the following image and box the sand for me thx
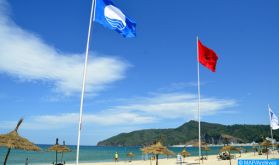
[67,152,279,165]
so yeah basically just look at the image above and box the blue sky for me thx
[0,0,278,145]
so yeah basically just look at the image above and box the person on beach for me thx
[177,154,182,165]
[25,158,29,165]
[114,152,119,162]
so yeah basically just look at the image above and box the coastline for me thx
[65,152,279,165]
[172,143,256,147]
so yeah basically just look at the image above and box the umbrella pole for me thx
[156,154,158,165]
[61,152,64,163]
[56,150,58,165]
[4,148,11,165]
[229,152,231,165]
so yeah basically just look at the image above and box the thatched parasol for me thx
[140,142,169,165]
[180,148,190,162]
[163,148,175,156]
[260,140,272,159]
[251,144,259,156]
[180,148,190,157]
[220,145,237,152]
[127,152,135,162]
[191,141,209,160]
[0,118,41,165]
[202,145,211,158]
[220,145,238,165]
[235,147,245,157]
[47,138,71,165]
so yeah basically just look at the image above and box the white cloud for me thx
[0,112,156,130]
[0,92,237,130]
[113,93,237,119]
[0,0,128,95]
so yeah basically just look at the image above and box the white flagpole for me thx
[196,36,201,164]
[76,0,96,164]
[268,104,274,151]
[268,104,274,141]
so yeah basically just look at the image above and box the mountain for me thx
[97,120,279,146]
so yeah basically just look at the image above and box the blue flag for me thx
[94,0,136,38]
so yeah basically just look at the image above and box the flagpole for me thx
[196,36,201,164]
[268,105,274,140]
[268,104,274,151]
[76,0,96,164]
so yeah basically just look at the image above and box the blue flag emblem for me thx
[94,0,136,38]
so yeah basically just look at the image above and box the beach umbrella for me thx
[180,148,190,162]
[163,148,175,159]
[140,147,153,165]
[251,143,259,156]
[260,140,272,159]
[220,145,238,165]
[140,141,168,165]
[47,138,71,165]
[235,147,245,157]
[127,152,135,162]
[191,140,208,160]
[61,141,71,163]
[190,140,207,146]
[0,118,41,165]
[191,141,210,160]
[202,145,211,158]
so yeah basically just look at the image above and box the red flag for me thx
[198,40,218,72]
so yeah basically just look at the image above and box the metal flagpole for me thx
[196,36,201,164]
[76,0,96,164]
[268,105,274,141]
[268,104,274,151]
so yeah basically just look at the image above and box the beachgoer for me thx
[177,154,182,165]
[114,152,119,162]
[25,158,29,165]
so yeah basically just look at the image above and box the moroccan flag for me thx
[198,40,218,72]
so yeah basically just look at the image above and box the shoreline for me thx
[64,152,279,165]
[172,143,257,147]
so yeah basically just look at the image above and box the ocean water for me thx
[0,145,252,165]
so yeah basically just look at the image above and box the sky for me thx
[0,0,278,145]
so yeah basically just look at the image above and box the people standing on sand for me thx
[25,158,29,165]
[177,154,182,165]
[114,152,119,162]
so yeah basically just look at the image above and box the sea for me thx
[0,145,252,165]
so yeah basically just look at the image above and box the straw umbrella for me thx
[61,141,71,163]
[202,145,211,159]
[260,140,272,160]
[140,142,168,165]
[141,147,154,165]
[127,152,135,162]
[191,140,208,160]
[47,138,71,165]
[163,148,175,159]
[0,118,41,165]
[251,144,258,156]
[235,147,245,157]
[220,145,238,165]
[180,148,190,163]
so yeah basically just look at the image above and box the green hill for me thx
[97,120,279,146]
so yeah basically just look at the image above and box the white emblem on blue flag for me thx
[104,5,126,30]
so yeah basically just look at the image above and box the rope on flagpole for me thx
[196,36,202,164]
[76,0,96,164]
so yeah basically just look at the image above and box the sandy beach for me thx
[66,152,279,165]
